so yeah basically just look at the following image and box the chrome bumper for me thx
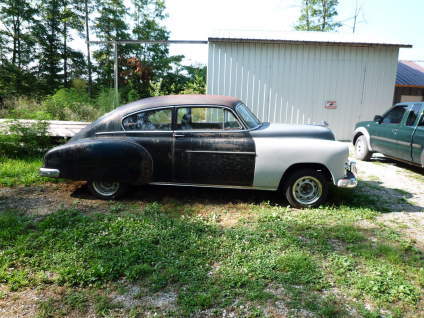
[39,168,60,178]
[337,161,358,188]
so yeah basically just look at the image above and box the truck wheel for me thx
[284,169,329,209]
[355,135,372,161]
[88,181,128,200]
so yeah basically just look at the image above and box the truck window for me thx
[405,104,422,126]
[382,105,407,124]
[419,114,424,127]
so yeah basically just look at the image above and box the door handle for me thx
[174,134,185,138]
[392,129,398,134]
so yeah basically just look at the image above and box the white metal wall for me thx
[207,42,399,140]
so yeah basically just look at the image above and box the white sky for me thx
[163,0,424,65]
[72,0,424,66]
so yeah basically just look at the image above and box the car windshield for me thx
[235,103,261,129]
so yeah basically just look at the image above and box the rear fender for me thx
[43,137,153,184]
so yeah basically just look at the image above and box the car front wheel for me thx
[284,169,329,208]
[88,181,128,200]
[355,135,372,161]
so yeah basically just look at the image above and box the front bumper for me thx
[337,161,358,188]
[39,168,60,178]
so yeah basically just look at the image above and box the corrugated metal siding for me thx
[207,42,399,140]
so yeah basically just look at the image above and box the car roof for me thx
[116,94,242,114]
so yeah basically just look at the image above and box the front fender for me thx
[43,137,153,184]
[352,127,373,151]
[252,138,349,189]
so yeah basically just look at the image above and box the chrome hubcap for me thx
[92,181,120,196]
[292,176,322,205]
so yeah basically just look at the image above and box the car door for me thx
[122,107,174,182]
[370,105,407,156]
[173,105,256,186]
[393,104,422,162]
[412,110,424,165]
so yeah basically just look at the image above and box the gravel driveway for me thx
[349,143,424,248]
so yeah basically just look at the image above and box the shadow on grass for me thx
[69,178,423,213]
[370,155,424,176]
[329,180,424,213]
[1,206,422,317]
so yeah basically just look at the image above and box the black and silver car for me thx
[40,95,357,208]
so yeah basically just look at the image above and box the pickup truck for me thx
[352,102,424,167]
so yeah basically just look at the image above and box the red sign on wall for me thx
[325,101,337,109]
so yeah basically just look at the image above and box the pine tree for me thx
[0,0,37,93]
[295,0,341,32]
[60,0,85,87]
[93,0,130,88]
[33,0,63,92]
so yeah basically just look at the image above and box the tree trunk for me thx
[85,0,93,97]
[64,20,68,87]
[321,0,327,31]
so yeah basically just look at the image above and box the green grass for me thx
[0,200,422,317]
[0,156,60,187]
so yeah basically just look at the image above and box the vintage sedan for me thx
[40,95,357,208]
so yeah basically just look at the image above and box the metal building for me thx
[394,60,424,104]
[207,31,411,140]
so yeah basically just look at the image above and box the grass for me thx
[0,156,62,187]
[0,197,423,317]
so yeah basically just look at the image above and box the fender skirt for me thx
[43,138,153,184]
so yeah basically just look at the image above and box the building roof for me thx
[208,30,412,48]
[396,61,424,87]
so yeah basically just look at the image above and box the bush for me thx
[0,97,52,120]
[42,88,100,121]
[0,120,54,157]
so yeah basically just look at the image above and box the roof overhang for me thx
[208,31,412,48]
[208,37,412,48]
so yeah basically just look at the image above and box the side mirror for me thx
[374,115,383,124]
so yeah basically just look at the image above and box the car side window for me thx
[405,104,422,126]
[122,109,172,131]
[418,113,424,127]
[382,106,407,124]
[176,107,242,131]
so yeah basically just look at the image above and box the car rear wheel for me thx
[355,135,372,161]
[88,181,128,200]
[284,169,329,209]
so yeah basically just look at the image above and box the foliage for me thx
[0,120,54,158]
[295,0,341,31]
[0,156,63,186]
[0,199,422,316]
[42,88,100,121]
[0,0,205,103]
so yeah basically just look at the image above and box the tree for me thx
[295,0,341,32]
[0,0,37,93]
[33,0,63,92]
[93,0,130,88]
[60,0,85,87]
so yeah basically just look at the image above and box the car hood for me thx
[355,121,375,129]
[249,123,336,140]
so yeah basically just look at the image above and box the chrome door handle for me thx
[174,134,185,137]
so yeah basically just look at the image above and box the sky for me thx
[162,0,424,65]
